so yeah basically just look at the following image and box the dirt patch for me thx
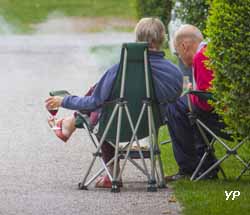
[33,16,137,34]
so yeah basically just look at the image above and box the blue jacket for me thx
[62,51,183,118]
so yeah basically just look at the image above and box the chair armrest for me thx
[185,90,214,101]
[49,90,71,97]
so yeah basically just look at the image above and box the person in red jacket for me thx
[165,24,224,181]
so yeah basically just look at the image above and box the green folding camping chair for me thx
[51,42,166,192]
[186,90,250,181]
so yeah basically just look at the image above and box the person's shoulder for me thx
[160,58,181,74]
[104,63,119,76]
[194,46,208,62]
[108,63,119,71]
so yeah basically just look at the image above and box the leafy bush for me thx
[135,0,172,31]
[174,0,210,33]
[206,0,250,139]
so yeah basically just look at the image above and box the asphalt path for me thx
[0,33,181,215]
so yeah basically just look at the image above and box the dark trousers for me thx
[101,141,115,164]
[165,95,224,174]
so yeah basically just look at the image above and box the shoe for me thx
[95,175,123,188]
[48,118,69,142]
[206,174,218,180]
[165,172,190,182]
[197,171,218,180]
[197,166,219,180]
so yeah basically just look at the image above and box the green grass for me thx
[0,0,136,32]
[159,126,250,215]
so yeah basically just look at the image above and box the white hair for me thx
[135,17,166,50]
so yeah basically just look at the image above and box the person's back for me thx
[149,50,182,117]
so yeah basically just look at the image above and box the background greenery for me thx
[206,0,250,141]
[0,0,136,32]
[135,0,172,34]
[174,0,210,33]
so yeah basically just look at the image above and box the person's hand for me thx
[45,96,63,109]
[187,82,193,90]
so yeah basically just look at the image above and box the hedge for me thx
[206,0,250,140]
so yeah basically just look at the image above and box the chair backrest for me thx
[97,42,162,143]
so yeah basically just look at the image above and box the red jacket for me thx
[190,46,214,111]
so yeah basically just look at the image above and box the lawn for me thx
[159,125,250,215]
[0,0,136,32]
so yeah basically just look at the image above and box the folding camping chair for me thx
[186,90,250,181]
[51,43,166,192]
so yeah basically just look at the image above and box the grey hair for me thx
[135,17,166,50]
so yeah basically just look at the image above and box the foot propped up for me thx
[48,116,76,142]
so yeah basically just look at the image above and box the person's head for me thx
[135,17,166,51]
[173,24,203,67]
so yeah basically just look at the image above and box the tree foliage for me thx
[206,0,250,139]
[135,0,172,32]
[175,0,210,33]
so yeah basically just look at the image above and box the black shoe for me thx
[197,166,219,180]
[206,173,218,180]
[165,171,190,182]
[199,172,218,180]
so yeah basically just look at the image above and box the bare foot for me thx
[48,116,76,142]
[60,116,76,138]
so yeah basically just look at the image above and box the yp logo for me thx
[225,191,241,200]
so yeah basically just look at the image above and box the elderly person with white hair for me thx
[45,17,183,188]
[165,24,225,181]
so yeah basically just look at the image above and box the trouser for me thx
[165,95,224,174]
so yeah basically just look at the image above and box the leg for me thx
[48,116,76,142]
[166,96,199,174]
[101,141,115,164]
[48,85,96,141]
[95,141,123,188]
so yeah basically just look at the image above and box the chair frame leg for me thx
[195,154,229,181]
[193,119,249,181]
[191,151,209,181]
[237,162,250,180]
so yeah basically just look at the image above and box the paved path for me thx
[0,33,181,215]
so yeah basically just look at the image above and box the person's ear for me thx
[181,42,186,52]
[182,41,190,53]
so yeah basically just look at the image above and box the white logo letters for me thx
[225,191,240,200]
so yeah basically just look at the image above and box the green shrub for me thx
[135,0,172,31]
[206,0,250,140]
[175,0,210,33]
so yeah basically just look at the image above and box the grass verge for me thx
[159,126,250,215]
[0,0,136,32]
